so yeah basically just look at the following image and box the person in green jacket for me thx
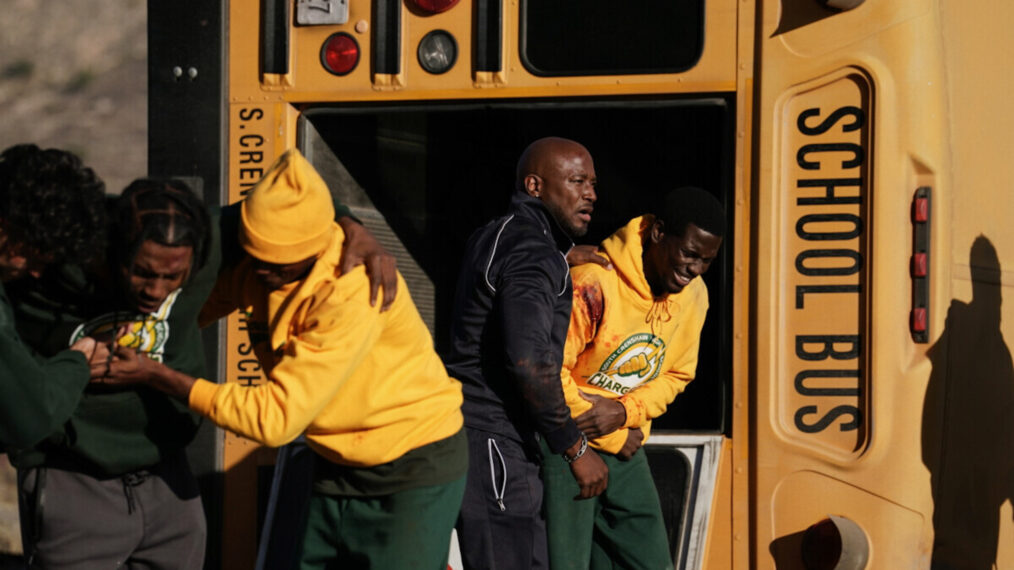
[8,174,398,569]
[8,178,217,569]
[0,143,109,450]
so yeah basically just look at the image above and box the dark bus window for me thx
[645,446,692,562]
[300,96,732,432]
[520,0,705,77]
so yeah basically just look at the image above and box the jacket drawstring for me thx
[487,438,507,512]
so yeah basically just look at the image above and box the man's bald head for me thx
[515,137,589,192]
[515,137,597,238]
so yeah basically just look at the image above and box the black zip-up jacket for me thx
[445,191,583,455]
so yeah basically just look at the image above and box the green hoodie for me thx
[5,216,222,476]
[5,200,354,477]
[0,281,90,450]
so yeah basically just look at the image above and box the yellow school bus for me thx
[148,0,1014,567]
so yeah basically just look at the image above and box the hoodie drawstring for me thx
[645,299,674,336]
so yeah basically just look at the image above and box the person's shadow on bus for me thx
[922,235,1014,569]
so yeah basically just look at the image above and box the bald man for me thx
[446,137,609,569]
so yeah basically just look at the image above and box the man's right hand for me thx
[70,337,110,369]
[91,345,154,386]
[93,346,196,402]
[567,444,608,499]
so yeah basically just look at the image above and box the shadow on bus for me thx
[922,235,1014,569]
[768,529,805,569]
[771,0,838,37]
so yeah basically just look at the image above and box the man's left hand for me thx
[337,217,398,312]
[575,392,626,438]
[566,245,611,270]
[616,427,644,461]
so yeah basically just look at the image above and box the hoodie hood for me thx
[600,215,656,303]
[562,213,710,454]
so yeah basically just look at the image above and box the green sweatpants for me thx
[542,445,674,570]
[298,474,466,570]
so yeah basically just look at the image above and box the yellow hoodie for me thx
[189,224,464,467]
[562,216,709,454]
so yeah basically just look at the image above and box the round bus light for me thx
[408,0,460,14]
[801,515,869,570]
[321,33,360,76]
[417,30,457,75]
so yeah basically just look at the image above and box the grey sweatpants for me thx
[18,453,206,570]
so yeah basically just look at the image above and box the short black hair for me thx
[113,178,211,281]
[0,144,108,266]
[653,186,726,238]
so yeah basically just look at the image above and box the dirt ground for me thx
[0,0,148,554]
[0,459,15,555]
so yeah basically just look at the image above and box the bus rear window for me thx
[520,0,705,76]
[300,96,733,431]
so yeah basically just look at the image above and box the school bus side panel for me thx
[754,0,947,567]
[221,1,303,564]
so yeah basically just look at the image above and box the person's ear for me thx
[650,219,665,244]
[524,174,542,198]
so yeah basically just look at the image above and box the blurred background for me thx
[0,0,147,193]
[0,0,148,560]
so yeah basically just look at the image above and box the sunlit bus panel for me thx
[145,0,1014,567]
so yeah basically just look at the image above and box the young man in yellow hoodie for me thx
[543,187,725,569]
[100,149,467,569]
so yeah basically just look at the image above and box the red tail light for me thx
[408,0,460,14]
[910,187,931,342]
[320,33,360,76]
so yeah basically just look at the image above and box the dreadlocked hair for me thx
[0,144,108,266]
[114,178,211,282]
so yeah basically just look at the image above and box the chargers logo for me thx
[586,333,666,395]
[69,289,182,363]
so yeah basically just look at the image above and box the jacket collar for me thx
[509,191,575,255]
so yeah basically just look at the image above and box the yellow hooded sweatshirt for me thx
[189,224,463,468]
[562,216,709,454]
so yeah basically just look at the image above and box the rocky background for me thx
[0,0,147,193]
[0,0,148,559]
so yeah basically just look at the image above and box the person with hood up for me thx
[98,149,466,569]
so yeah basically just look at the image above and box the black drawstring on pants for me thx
[122,471,149,514]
